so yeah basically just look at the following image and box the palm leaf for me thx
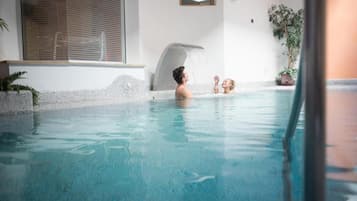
[10,84,39,105]
[0,18,9,31]
[0,71,27,86]
[0,71,39,105]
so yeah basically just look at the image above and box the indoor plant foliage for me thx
[0,71,39,105]
[268,4,303,85]
[0,19,39,105]
[0,18,9,31]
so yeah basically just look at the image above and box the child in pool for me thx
[222,78,235,94]
[213,76,235,94]
[213,75,220,94]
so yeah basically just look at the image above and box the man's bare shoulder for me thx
[175,85,192,99]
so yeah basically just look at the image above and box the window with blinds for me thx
[180,0,215,6]
[21,0,124,62]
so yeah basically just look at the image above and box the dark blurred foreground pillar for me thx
[304,0,326,201]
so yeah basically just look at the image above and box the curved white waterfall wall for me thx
[183,48,208,90]
[153,43,205,91]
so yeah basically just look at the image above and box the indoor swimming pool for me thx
[0,90,355,201]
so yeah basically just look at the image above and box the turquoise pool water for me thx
[0,90,355,201]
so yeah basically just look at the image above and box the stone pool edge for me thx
[1,79,357,114]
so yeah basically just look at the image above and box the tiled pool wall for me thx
[0,91,33,114]
[36,75,149,111]
[1,63,148,113]
[1,63,357,114]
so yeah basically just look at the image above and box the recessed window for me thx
[21,0,124,62]
[180,0,215,6]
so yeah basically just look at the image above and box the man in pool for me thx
[173,66,192,99]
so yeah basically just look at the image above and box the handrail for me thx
[282,48,304,201]
[282,1,327,200]
[282,1,326,201]
[283,50,305,151]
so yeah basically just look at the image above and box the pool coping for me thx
[1,79,357,114]
[150,85,296,100]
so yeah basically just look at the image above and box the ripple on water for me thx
[0,90,355,201]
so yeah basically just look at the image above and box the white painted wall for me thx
[224,0,303,83]
[283,0,304,10]
[0,0,22,60]
[1,0,303,92]
[138,0,224,85]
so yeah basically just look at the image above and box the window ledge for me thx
[1,60,145,69]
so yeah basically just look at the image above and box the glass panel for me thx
[180,0,215,6]
[22,0,69,60]
[21,0,123,62]
[66,0,122,61]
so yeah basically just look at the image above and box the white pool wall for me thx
[9,65,145,92]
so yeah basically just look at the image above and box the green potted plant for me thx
[0,71,39,105]
[0,21,40,109]
[0,18,9,31]
[268,4,304,85]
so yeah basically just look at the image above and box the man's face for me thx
[183,71,189,82]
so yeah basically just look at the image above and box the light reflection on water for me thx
[0,90,355,201]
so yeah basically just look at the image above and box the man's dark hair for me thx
[173,66,185,84]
